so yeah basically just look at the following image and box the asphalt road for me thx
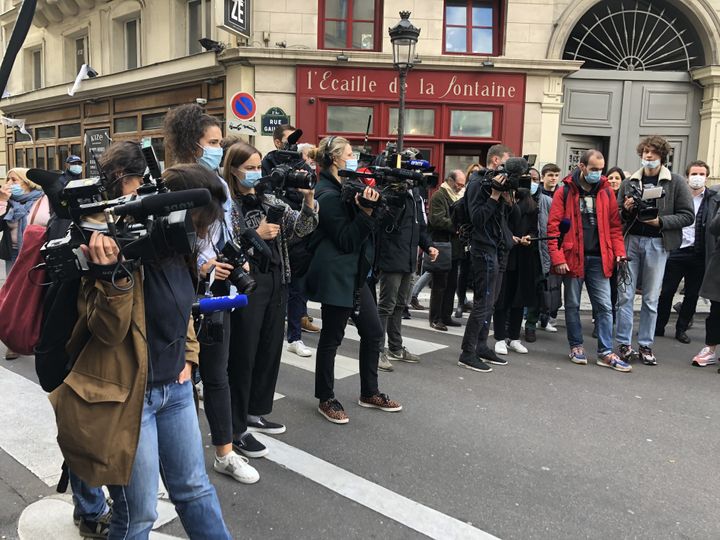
[1,302,718,540]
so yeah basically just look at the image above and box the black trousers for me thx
[656,248,705,333]
[456,252,472,304]
[705,300,720,346]
[228,269,286,436]
[198,311,232,446]
[461,251,501,358]
[493,269,524,341]
[315,283,381,402]
[429,259,459,324]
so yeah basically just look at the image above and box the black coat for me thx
[375,189,433,273]
[302,170,378,308]
[465,178,513,269]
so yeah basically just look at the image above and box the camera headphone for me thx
[321,136,337,168]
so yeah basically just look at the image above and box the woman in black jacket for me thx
[303,136,402,424]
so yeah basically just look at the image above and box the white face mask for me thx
[688,174,706,190]
[642,159,661,170]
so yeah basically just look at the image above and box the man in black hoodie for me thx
[261,124,296,176]
[458,144,514,373]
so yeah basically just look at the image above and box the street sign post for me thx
[261,107,291,136]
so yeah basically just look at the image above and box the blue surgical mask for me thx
[198,146,223,171]
[10,184,24,198]
[641,159,661,170]
[585,170,602,184]
[344,159,358,172]
[68,164,82,175]
[240,170,262,188]
[530,182,539,195]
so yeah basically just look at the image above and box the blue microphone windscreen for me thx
[197,295,248,314]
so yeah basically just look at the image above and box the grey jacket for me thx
[703,187,720,263]
[700,199,720,302]
[537,192,552,275]
[617,166,694,251]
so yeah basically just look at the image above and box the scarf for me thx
[5,189,42,252]
[440,181,461,203]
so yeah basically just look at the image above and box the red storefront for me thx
[296,66,526,178]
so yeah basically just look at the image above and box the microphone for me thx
[193,294,248,314]
[528,235,559,242]
[27,168,71,218]
[110,189,210,219]
[239,228,272,260]
[558,217,571,248]
[406,159,432,170]
[371,166,424,182]
[286,129,303,147]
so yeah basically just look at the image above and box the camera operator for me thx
[376,154,438,371]
[458,144,514,372]
[225,141,318,458]
[616,136,694,365]
[302,135,402,424]
[48,141,232,539]
[261,124,296,176]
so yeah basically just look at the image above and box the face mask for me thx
[688,174,706,190]
[530,182,539,195]
[344,159,358,172]
[642,159,661,170]
[585,170,602,184]
[68,164,82,175]
[198,146,223,171]
[9,184,24,198]
[239,170,262,188]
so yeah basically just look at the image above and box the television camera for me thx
[629,184,665,221]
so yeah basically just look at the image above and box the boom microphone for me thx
[286,129,303,147]
[110,189,211,219]
[27,168,71,219]
[193,294,248,314]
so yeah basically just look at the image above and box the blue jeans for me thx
[287,279,307,343]
[69,469,108,521]
[563,256,613,355]
[108,380,231,540]
[411,271,432,299]
[616,235,668,347]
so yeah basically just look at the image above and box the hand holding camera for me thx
[81,231,121,266]
[356,186,380,215]
[257,217,280,240]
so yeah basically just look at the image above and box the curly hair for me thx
[99,141,147,199]
[163,104,221,165]
[636,136,672,164]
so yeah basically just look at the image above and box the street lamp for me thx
[388,11,420,153]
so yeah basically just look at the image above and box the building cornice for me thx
[0,52,224,115]
[218,47,583,76]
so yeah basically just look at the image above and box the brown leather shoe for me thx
[410,297,427,310]
[431,321,448,331]
[301,316,320,333]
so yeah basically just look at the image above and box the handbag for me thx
[0,199,48,355]
[422,241,452,272]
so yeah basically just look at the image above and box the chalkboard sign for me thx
[85,128,111,177]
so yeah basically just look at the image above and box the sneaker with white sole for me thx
[387,347,420,363]
[378,352,394,372]
[287,340,312,358]
[692,346,717,367]
[597,352,632,372]
[213,451,260,484]
[495,340,508,355]
[569,346,587,365]
[507,340,528,353]
[543,322,558,332]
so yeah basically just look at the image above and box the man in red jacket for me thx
[547,150,630,372]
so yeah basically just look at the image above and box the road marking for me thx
[256,434,500,540]
[282,348,358,378]
[401,316,467,337]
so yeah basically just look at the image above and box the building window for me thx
[35,126,56,140]
[188,0,212,55]
[75,35,88,73]
[31,48,43,89]
[125,18,141,69]
[320,0,382,51]
[114,117,138,133]
[444,0,500,56]
[59,123,81,139]
[450,110,493,137]
[389,108,435,136]
[327,105,374,133]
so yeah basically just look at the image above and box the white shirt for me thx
[680,189,705,249]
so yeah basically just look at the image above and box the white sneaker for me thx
[508,340,528,354]
[195,381,204,401]
[495,340,508,355]
[543,322,558,333]
[213,451,259,484]
[287,340,312,357]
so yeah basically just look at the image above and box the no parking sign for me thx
[231,92,256,120]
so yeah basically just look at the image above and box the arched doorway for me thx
[555,0,709,173]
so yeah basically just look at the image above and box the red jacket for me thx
[547,171,626,278]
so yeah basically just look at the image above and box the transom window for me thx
[319,0,382,51]
[444,0,500,56]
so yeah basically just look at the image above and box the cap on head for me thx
[66,155,83,164]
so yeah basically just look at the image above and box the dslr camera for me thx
[35,146,210,283]
[264,129,317,193]
[480,156,531,193]
[218,240,256,294]
[629,184,665,221]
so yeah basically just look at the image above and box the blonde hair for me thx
[6,167,40,191]
[316,136,350,169]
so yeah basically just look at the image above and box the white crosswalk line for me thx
[401,316,466,337]
[282,348,358,378]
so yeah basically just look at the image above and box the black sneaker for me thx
[617,344,638,363]
[247,416,286,435]
[233,433,269,458]
[480,350,508,366]
[639,345,658,366]
[457,357,492,373]
[78,509,112,539]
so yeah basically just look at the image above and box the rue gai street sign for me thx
[223,0,251,39]
[261,107,291,136]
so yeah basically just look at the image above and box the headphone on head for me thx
[321,135,337,168]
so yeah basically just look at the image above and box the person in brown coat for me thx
[49,142,232,539]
